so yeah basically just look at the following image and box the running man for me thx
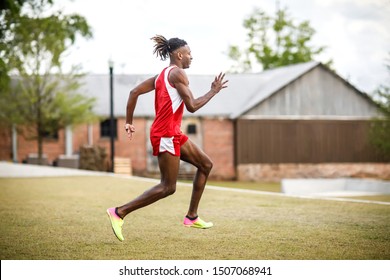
[107,35,228,241]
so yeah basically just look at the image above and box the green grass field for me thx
[0,176,389,260]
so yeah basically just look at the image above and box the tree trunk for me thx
[37,91,44,165]
[37,134,44,165]
[37,121,44,165]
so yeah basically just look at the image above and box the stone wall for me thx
[238,163,390,182]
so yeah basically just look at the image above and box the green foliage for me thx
[369,119,390,161]
[369,71,390,160]
[0,0,96,163]
[228,7,328,72]
[1,0,92,76]
[2,68,97,138]
[0,0,25,90]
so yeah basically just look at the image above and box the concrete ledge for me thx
[25,153,49,165]
[238,163,390,182]
[281,178,390,197]
[56,155,79,169]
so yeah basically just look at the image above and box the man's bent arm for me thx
[170,69,228,113]
[125,76,156,139]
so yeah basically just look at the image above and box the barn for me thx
[1,61,388,181]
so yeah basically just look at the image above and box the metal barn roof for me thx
[80,61,373,119]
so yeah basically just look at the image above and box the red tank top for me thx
[150,66,185,137]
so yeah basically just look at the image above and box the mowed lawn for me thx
[0,176,389,260]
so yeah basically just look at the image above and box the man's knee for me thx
[161,183,176,197]
[201,158,213,174]
[166,185,176,196]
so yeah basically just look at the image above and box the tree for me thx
[369,58,390,160]
[0,0,26,90]
[0,0,97,164]
[228,7,328,72]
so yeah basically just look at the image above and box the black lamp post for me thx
[109,59,115,173]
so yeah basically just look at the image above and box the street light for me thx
[108,59,115,173]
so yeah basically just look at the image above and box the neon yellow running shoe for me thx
[106,207,124,241]
[183,216,213,229]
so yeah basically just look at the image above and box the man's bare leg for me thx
[116,152,180,219]
[180,139,213,218]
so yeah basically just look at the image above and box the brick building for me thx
[1,61,388,181]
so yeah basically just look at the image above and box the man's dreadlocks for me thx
[151,35,187,61]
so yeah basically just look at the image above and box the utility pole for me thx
[109,59,115,173]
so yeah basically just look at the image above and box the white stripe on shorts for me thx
[159,137,175,154]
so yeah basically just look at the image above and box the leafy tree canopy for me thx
[369,57,390,160]
[228,7,329,72]
[0,0,97,162]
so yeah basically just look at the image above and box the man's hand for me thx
[124,123,136,140]
[211,72,228,94]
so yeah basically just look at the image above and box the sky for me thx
[54,0,390,94]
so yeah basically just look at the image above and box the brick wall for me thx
[72,124,90,154]
[0,128,12,160]
[116,117,148,175]
[17,128,66,164]
[0,118,147,169]
[203,118,236,180]
[1,117,237,180]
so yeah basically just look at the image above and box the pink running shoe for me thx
[183,216,213,229]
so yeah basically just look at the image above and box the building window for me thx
[42,129,59,140]
[100,118,117,139]
[41,120,59,140]
[187,124,197,134]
